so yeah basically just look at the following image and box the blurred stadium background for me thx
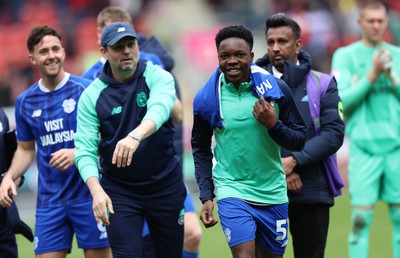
[1,0,398,257]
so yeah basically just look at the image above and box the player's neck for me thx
[361,38,384,48]
[41,70,66,91]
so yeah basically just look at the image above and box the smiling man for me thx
[0,25,111,258]
[191,25,306,258]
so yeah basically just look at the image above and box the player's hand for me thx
[0,173,18,208]
[372,49,392,75]
[91,186,114,226]
[281,156,297,176]
[286,172,302,193]
[200,200,218,228]
[112,136,140,167]
[252,96,277,129]
[379,49,392,73]
[50,148,75,171]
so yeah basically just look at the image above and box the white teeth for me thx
[229,69,238,72]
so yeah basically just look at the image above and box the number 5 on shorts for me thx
[275,219,288,240]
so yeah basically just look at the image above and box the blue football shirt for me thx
[15,73,92,208]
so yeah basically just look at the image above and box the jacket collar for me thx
[256,50,312,88]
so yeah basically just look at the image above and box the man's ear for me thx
[100,47,108,59]
[28,53,36,65]
[295,39,302,54]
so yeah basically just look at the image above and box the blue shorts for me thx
[34,201,109,254]
[217,198,288,255]
[184,187,196,213]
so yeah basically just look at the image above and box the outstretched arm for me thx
[112,119,156,167]
[86,176,114,226]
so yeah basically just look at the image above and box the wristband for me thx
[128,131,142,142]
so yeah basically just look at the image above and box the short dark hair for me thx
[215,25,254,51]
[265,13,301,40]
[27,25,62,53]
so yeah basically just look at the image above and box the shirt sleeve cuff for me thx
[77,161,100,182]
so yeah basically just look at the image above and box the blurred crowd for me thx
[0,0,399,108]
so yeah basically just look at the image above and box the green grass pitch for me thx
[16,191,392,257]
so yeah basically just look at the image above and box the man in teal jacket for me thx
[75,22,186,258]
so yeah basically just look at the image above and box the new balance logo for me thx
[111,106,122,115]
[32,109,42,118]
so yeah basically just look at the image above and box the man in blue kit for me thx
[74,22,186,258]
[0,26,111,258]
